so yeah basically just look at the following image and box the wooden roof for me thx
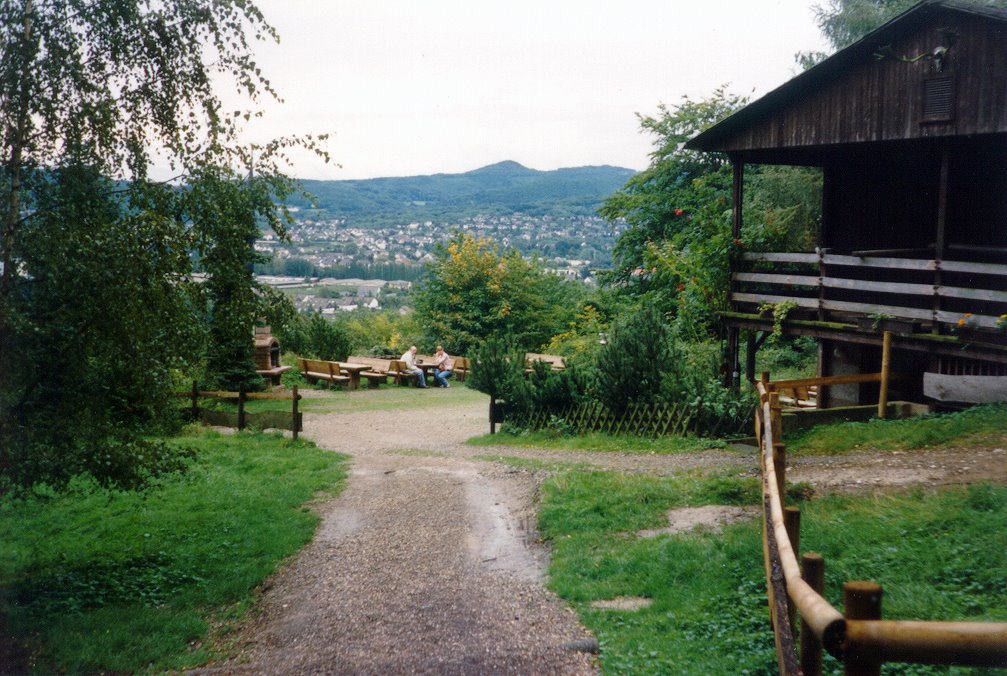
[686,1,1007,160]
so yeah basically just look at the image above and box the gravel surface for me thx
[203,394,599,675]
[198,391,1006,674]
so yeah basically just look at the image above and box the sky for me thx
[235,0,831,180]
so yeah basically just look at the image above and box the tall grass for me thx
[0,428,347,673]
[538,469,1007,675]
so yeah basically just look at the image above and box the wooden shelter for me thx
[686,0,1007,406]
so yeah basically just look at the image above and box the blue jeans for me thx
[434,369,452,387]
[411,367,427,387]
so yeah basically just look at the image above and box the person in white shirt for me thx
[401,345,427,388]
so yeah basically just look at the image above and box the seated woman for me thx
[433,345,454,388]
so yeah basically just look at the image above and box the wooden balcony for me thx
[724,249,1007,365]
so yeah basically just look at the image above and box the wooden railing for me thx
[174,382,303,439]
[754,371,1007,675]
[733,251,1007,333]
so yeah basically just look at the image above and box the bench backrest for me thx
[453,356,469,370]
[388,359,412,373]
[300,358,336,374]
[525,352,565,369]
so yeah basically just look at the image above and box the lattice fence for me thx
[509,399,753,438]
[511,401,696,437]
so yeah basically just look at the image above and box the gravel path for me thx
[202,391,1006,674]
[207,394,599,674]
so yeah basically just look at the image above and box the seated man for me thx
[401,345,427,388]
[432,345,453,388]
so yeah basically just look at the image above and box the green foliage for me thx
[414,232,582,354]
[601,88,822,340]
[600,87,746,290]
[593,305,678,415]
[467,334,526,401]
[0,429,348,672]
[0,0,328,489]
[504,361,592,428]
[306,313,352,361]
[756,335,818,380]
[2,168,202,490]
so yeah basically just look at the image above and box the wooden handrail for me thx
[755,378,1007,670]
[845,620,1007,666]
[766,372,903,390]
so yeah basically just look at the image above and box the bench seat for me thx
[299,358,351,387]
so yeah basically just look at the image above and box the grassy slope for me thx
[528,406,1007,675]
[0,429,348,673]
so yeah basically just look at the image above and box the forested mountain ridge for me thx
[286,161,637,222]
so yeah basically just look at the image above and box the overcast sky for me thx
[235,0,831,180]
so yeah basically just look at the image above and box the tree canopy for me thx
[413,232,583,355]
[0,0,325,490]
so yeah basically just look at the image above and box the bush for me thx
[593,305,679,415]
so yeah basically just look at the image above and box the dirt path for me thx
[209,395,598,674]
[206,392,1006,674]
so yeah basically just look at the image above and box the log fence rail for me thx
[755,352,1007,674]
[173,382,303,439]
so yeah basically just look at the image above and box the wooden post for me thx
[746,331,757,384]
[784,507,801,562]
[292,385,300,440]
[878,330,892,419]
[773,441,786,515]
[769,390,782,439]
[801,553,825,676]
[489,399,497,435]
[191,380,199,422]
[844,581,883,676]
[784,506,801,631]
[238,384,246,431]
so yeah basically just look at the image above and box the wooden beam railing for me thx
[755,373,1007,675]
[732,251,1007,332]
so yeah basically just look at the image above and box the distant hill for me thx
[285,161,636,223]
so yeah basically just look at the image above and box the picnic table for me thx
[336,362,372,390]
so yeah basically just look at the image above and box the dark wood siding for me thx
[712,13,1007,152]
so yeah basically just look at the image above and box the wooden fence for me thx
[508,399,753,438]
[174,382,303,439]
[755,367,1007,674]
[512,401,694,437]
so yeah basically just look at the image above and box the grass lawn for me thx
[540,470,1007,675]
[789,403,1007,455]
[467,430,727,454]
[241,378,487,416]
[0,428,348,673]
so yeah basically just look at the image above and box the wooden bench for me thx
[348,356,393,388]
[387,359,419,386]
[299,358,351,388]
[525,352,565,372]
[452,356,469,382]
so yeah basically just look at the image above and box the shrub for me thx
[593,305,679,415]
